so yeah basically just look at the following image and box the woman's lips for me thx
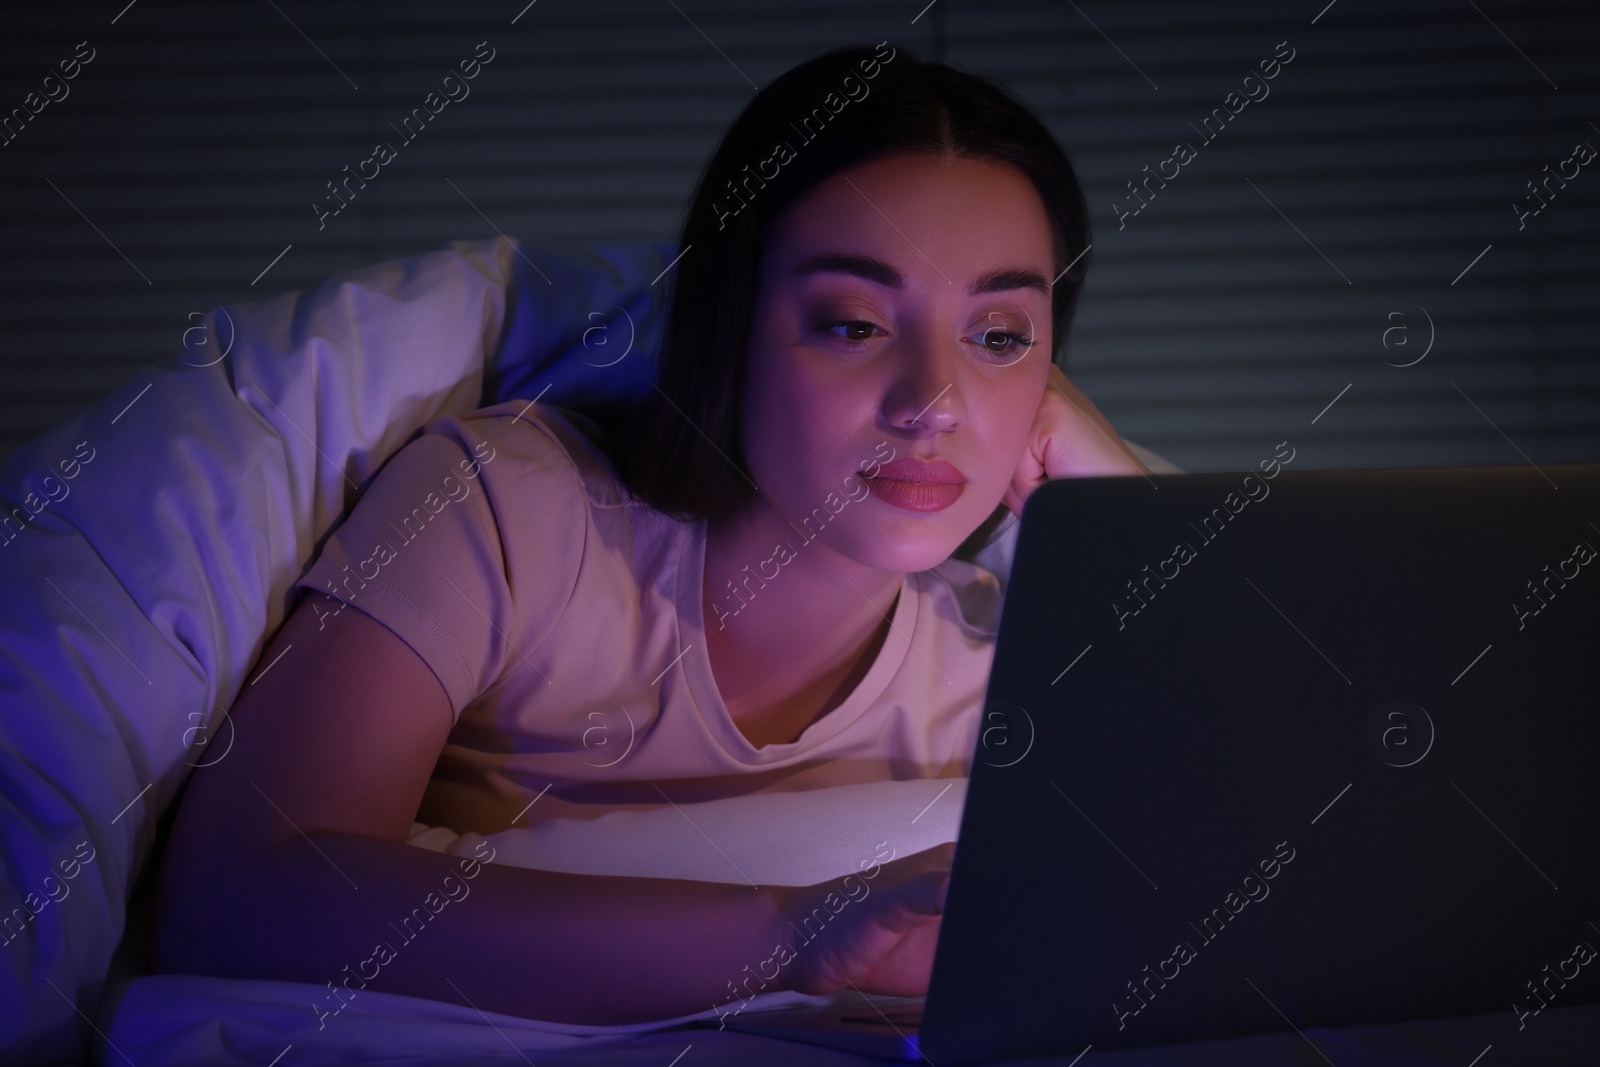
[861,457,966,513]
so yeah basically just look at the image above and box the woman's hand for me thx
[774,842,955,998]
[1002,362,1152,519]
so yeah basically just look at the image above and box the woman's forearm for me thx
[155,830,789,1026]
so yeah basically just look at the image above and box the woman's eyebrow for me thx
[790,251,1050,298]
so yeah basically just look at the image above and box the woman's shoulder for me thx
[421,399,642,514]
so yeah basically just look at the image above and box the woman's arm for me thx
[152,591,789,1025]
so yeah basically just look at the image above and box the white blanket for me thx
[99,777,967,1065]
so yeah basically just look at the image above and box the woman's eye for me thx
[971,327,1041,359]
[813,319,1040,358]
[816,319,882,346]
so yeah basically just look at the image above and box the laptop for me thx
[702,462,1600,1063]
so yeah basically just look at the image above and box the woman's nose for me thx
[882,329,965,434]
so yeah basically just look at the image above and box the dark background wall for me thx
[1,0,1595,472]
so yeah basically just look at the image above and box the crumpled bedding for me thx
[97,975,850,1066]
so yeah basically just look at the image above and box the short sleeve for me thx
[292,406,589,723]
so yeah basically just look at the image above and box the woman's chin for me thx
[834,519,981,574]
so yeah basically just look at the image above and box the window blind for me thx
[1,0,1593,470]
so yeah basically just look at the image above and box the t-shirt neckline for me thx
[676,516,918,764]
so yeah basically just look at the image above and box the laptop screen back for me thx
[921,463,1600,1065]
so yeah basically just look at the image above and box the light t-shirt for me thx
[292,399,1006,836]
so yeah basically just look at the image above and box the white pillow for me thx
[0,235,670,1066]
[406,776,968,886]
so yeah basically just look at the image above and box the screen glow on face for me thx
[738,151,1056,575]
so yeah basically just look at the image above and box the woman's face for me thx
[739,151,1057,574]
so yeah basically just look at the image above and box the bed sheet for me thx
[95,978,1600,1065]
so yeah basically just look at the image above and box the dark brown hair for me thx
[602,41,1092,560]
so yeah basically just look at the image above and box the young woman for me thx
[153,42,1150,1026]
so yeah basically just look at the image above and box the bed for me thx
[2,235,1595,1066]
